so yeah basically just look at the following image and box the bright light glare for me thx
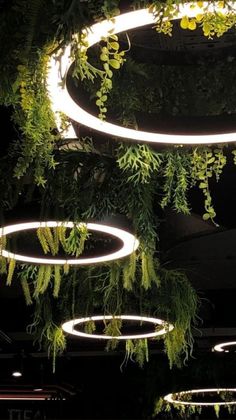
[62,314,174,340]
[0,221,139,265]
[12,371,22,378]
[213,341,236,353]
[164,388,236,406]
[47,2,236,145]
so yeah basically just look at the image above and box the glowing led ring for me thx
[0,221,139,265]
[47,2,236,145]
[62,315,174,340]
[164,388,236,407]
[213,341,236,353]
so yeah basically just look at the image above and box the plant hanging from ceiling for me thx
[22,260,199,372]
[154,388,236,418]
[1,0,236,185]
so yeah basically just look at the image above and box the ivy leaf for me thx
[109,59,120,69]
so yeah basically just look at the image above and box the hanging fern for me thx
[6,259,16,286]
[53,265,61,298]
[21,277,33,306]
[122,252,137,291]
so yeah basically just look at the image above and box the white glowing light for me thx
[213,341,236,353]
[47,2,236,145]
[0,221,139,265]
[62,314,174,340]
[164,388,236,406]
[12,371,22,378]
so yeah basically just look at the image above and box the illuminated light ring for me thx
[62,315,174,340]
[213,341,236,353]
[164,388,236,406]
[47,2,236,145]
[0,221,139,265]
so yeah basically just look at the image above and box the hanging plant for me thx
[20,255,199,371]
[154,388,236,418]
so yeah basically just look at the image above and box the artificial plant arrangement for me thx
[21,261,198,372]
[0,0,235,183]
[0,0,235,371]
[0,143,199,370]
[154,389,236,418]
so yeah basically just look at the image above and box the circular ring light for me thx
[213,341,236,353]
[62,315,174,340]
[47,2,236,145]
[164,388,236,407]
[0,221,139,265]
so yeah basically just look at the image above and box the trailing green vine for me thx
[154,389,236,418]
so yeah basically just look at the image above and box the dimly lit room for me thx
[1,1,236,419]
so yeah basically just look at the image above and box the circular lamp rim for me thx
[0,221,139,265]
[164,388,236,407]
[47,2,236,145]
[213,341,236,353]
[62,314,174,340]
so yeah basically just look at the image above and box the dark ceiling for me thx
[1,11,236,420]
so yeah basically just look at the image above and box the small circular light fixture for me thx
[0,221,139,265]
[12,371,22,378]
[47,2,236,145]
[213,341,236,353]
[62,315,174,340]
[164,388,236,406]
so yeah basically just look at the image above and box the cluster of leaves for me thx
[21,258,198,370]
[1,0,236,379]
[148,1,236,38]
[154,389,236,418]
[179,2,236,38]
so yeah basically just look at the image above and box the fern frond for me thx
[21,278,33,305]
[6,259,16,286]
[123,252,137,291]
[34,265,45,297]
[40,265,52,294]
[37,227,49,254]
[53,265,61,298]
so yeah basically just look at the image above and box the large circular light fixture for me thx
[164,388,236,406]
[213,341,236,353]
[0,221,139,265]
[47,2,236,145]
[62,315,174,340]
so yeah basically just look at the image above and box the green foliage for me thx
[84,319,96,334]
[160,149,191,215]
[154,390,236,418]
[72,32,126,120]
[141,251,160,290]
[105,317,122,350]
[53,265,61,298]
[191,147,227,222]
[6,259,16,286]
[18,265,36,305]
[21,278,33,306]
[149,1,236,38]
[122,252,137,291]
[12,48,58,185]
[37,224,89,258]
[122,338,148,369]
[28,295,66,372]
[155,269,199,368]
[179,2,236,38]
[117,144,162,184]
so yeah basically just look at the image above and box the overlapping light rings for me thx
[164,388,236,406]
[0,221,139,265]
[213,341,236,353]
[62,315,174,340]
[47,2,236,145]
